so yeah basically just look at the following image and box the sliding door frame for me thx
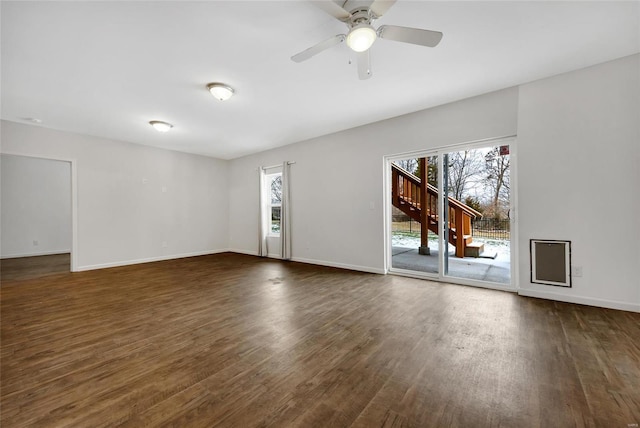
[383,136,518,292]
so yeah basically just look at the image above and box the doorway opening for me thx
[385,138,515,289]
[0,154,77,276]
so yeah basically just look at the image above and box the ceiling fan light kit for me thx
[207,83,234,101]
[292,0,443,80]
[346,24,377,52]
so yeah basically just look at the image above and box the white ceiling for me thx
[2,1,638,159]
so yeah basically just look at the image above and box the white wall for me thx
[2,55,636,312]
[228,88,519,273]
[229,54,639,312]
[0,121,229,271]
[517,54,640,312]
[1,154,72,258]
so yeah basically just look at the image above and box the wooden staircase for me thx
[391,163,483,258]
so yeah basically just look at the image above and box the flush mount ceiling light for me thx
[207,83,234,101]
[149,120,173,133]
[346,24,377,52]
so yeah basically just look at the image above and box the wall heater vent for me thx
[530,239,571,287]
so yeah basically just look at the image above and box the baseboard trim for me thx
[225,250,384,274]
[1,250,71,259]
[227,248,260,257]
[291,257,385,275]
[518,288,640,313]
[75,249,230,272]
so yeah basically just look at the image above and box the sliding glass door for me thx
[387,139,514,289]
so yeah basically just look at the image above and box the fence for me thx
[392,219,421,234]
[471,218,510,240]
[392,216,510,241]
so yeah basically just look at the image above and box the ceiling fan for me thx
[291,0,443,80]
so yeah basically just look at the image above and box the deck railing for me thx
[391,163,482,257]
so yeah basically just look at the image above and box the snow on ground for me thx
[476,238,511,257]
[391,233,510,258]
[392,234,435,249]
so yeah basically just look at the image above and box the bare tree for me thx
[483,148,510,219]
[393,159,418,175]
[446,150,484,200]
[270,175,282,203]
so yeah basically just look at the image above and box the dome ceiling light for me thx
[149,120,173,133]
[207,83,235,101]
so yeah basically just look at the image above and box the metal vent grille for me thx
[530,239,571,287]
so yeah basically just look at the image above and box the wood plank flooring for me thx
[1,253,639,427]
[0,253,70,281]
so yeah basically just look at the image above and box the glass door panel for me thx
[390,155,440,275]
[442,145,511,284]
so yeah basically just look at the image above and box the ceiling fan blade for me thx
[369,0,397,18]
[377,25,443,47]
[310,1,351,21]
[291,34,346,63]
[357,50,372,80]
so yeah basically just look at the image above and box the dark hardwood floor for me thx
[1,253,639,427]
[0,253,70,281]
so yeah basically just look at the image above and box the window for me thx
[266,173,282,235]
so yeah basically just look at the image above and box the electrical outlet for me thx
[162,241,168,248]
[572,266,583,277]
[33,240,39,246]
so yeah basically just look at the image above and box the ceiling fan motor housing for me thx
[347,8,375,28]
